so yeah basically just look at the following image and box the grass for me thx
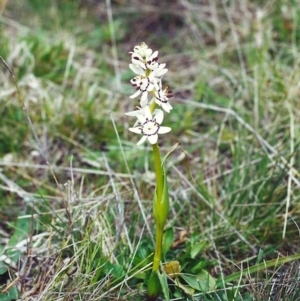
[1,0,300,300]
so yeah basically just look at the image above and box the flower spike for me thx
[126,42,173,144]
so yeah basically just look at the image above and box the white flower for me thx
[131,42,152,58]
[129,42,168,78]
[153,84,173,113]
[130,74,154,93]
[130,50,158,70]
[128,107,171,145]
[152,63,168,77]
[130,74,155,103]
[130,42,158,71]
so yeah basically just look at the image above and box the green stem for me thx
[152,143,163,272]
[153,225,163,271]
[148,117,170,299]
[152,143,163,198]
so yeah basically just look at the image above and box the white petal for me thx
[153,78,162,91]
[145,48,153,57]
[125,110,139,117]
[140,96,149,108]
[125,107,145,117]
[149,50,158,61]
[132,46,141,53]
[154,110,164,124]
[141,92,149,103]
[146,83,154,91]
[131,53,143,63]
[148,62,159,70]
[148,72,155,81]
[132,59,145,69]
[129,64,145,75]
[130,90,141,99]
[158,126,171,134]
[162,102,173,113]
[137,136,147,145]
[155,68,168,77]
[129,127,142,134]
[148,134,158,144]
[156,78,163,88]
[136,113,147,123]
[144,106,152,119]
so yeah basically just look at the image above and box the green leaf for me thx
[101,260,125,280]
[158,271,170,301]
[189,260,208,274]
[190,241,208,259]
[0,245,7,275]
[153,165,169,228]
[0,261,8,275]
[173,278,195,296]
[180,270,216,293]
[147,271,162,300]
[163,227,174,255]
[4,217,31,264]
[0,286,19,301]
[8,217,31,247]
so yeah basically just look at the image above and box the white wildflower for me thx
[128,107,171,145]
